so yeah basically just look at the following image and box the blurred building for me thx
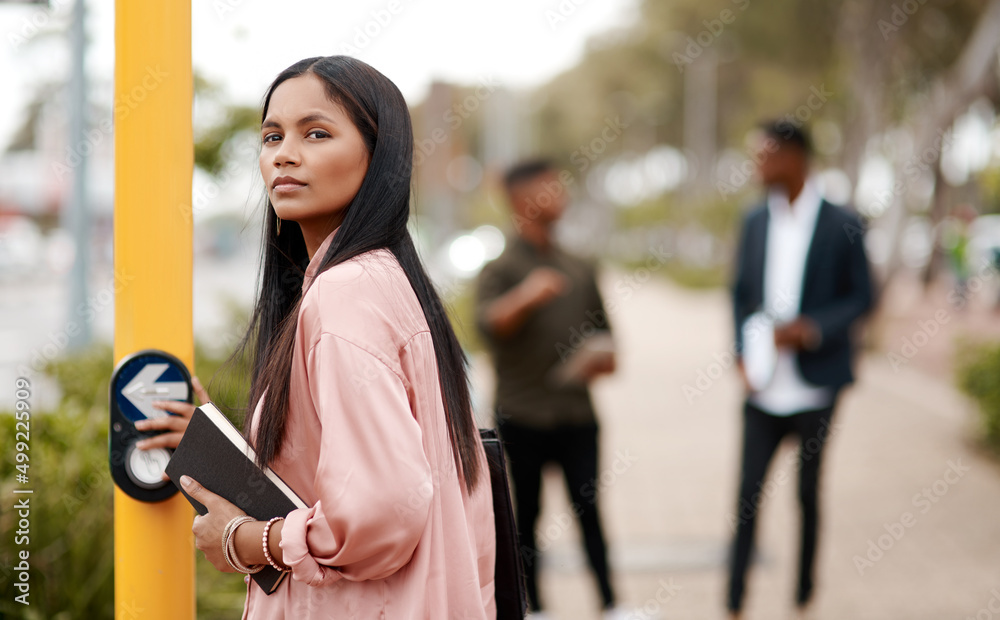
[0,92,114,277]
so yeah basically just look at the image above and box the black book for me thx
[164,402,308,594]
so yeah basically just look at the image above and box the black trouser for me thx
[727,400,836,613]
[498,420,615,612]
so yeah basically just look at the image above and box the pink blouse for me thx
[241,230,496,619]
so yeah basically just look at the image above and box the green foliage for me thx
[192,69,262,177]
[0,343,252,620]
[957,340,1000,453]
[444,281,485,356]
[195,559,247,620]
[532,0,843,162]
[614,192,743,288]
[530,0,993,199]
[978,167,1000,215]
[0,373,114,619]
[663,263,728,289]
[193,340,253,428]
[194,105,260,177]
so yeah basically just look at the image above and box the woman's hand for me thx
[180,475,248,573]
[135,376,210,451]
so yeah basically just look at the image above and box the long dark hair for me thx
[238,56,480,492]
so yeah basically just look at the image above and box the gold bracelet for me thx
[220,517,241,566]
[224,515,263,574]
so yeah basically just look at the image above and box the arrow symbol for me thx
[121,363,187,419]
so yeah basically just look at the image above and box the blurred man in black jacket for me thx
[728,121,875,619]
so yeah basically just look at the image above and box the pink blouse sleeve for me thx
[279,332,433,586]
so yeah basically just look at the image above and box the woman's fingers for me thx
[150,399,196,418]
[134,411,190,432]
[182,475,216,503]
[134,400,195,450]
[184,475,246,571]
[134,375,208,453]
[135,431,185,451]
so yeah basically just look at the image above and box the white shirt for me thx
[749,180,833,416]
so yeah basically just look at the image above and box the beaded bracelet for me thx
[224,515,263,574]
[262,517,290,572]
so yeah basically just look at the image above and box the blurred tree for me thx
[528,0,1000,284]
[175,1,1000,289]
[868,0,1000,280]
[192,71,259,177]
[535,0,995,168]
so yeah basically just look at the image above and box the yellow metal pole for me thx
[113,1,194,619]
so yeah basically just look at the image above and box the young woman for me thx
[136,55,497,618]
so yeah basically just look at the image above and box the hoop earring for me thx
[276,217,282,236]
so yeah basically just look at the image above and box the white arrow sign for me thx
[121,363,188,420]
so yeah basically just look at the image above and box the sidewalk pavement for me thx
[471,270,1000,620]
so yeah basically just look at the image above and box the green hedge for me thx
[0,344,249,620]
[957,340,1000,453]
[0,373,114,619]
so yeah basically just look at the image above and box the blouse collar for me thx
[302,226,340,294]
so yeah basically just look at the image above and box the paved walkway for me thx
[471,270,1000,620]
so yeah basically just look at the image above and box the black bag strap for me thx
[479,428,528,619]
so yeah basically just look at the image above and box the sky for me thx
[0,0,638,148]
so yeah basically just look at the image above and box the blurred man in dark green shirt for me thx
[476,159,625,620]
